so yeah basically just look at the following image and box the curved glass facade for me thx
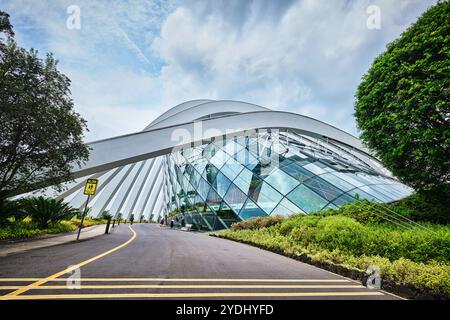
[165,129,413,231]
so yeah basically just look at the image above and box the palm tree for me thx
[21,196,78,228]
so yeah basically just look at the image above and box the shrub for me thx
[313,216,368,256]
[0,219,76,240]
[21,196,78,228]
[230,215,284,231]
[218,229,450,297]
[0,199,27,226]
[268,211,450,263]
[391,187,450,224]
[98,210,112,220]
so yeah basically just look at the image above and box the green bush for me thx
[0,199,27,226]
[218,229,450,297]
[0,219,76,240]
[21,196,78,228]
[391,187,450,224]
[230,215,285,231]
[254,212,450,263]
[98,211,112,220]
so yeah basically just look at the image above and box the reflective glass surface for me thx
[167,130,413,231]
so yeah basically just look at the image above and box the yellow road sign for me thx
[83,179,98,195]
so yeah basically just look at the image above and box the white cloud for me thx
[152,0,437,134]
[3,0,438,140]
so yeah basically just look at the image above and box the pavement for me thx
[0,224,107,257]
[0,224,401,300]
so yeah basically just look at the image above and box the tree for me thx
[354,1,449,192]
[0,12,89,207]
[0,11,14,45]
[21,196,78,228]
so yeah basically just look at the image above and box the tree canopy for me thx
[354,1,449,192]
[0,11,89,204]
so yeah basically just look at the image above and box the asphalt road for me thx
[0,224,399,300]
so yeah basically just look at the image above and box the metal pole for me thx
[77,195,90,241]
[105,217,111,234]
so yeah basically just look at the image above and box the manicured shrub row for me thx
[217,228,450,298]
[0,220,76,240]
[279,215,450,263]
[230,215,284,231]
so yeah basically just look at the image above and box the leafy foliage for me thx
[0,199,26,226]
[390,186,450,224]
[0,11,89,204]
[225,208,450,263]
[219,218,450,297]
[354,1,450,191]
[230,215,285,231]
[0,219,76,240]
[98,210,112,220]
[21,196,78,228]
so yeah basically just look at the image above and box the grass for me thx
[218,201,450,299]
[0,217,107,241]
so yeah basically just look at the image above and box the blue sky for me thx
[2,0,437,141]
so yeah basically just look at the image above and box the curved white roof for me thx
[25,100,387,221]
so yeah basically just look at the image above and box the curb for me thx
[211,234,448,300]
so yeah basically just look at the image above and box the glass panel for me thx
[202,142,218,161]
[213,171,232,197]
[270,198,304,217]
[347,188,380,202]
[239,198,267,220]
[320,173,355,191]
[189,167,201,188]
[197,177,210,200]
[303,176,343,201]
[287,184,329,213]
[252,182,283,214]
[372,183,405,199]
[264,168,299,195]
[206,188,221,211]
[236,148,258,168]
[224,140,245,156]
[280,162,315,183]
[204,163,219,184]
[221,157,244,181]
[209,149,229,169]
[223,183,248,213]
[233,168,253,194]
[369,185,397,202]
[333,172,364,187]
[358,185,393,202]
[303,162,327,175]
[332,193,356,206]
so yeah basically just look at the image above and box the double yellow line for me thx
[4,225,137,298]
[1,292,384,300]
[0,225,387,300]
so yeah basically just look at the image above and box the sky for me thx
[1,0,437,142]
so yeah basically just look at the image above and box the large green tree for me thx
[0,11,89,206]
[354,1,449,192]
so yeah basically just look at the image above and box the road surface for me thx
[0,224,399,300]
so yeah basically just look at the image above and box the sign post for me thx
[77,178,98,241]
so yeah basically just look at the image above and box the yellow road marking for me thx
[5,225,137,297]
[0,279,41,282]
[0,291,384,300]
[0,278,350,282]
[0,284,364,290]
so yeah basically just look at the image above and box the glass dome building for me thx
[165,129,412,230]
[23,100,413,230]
